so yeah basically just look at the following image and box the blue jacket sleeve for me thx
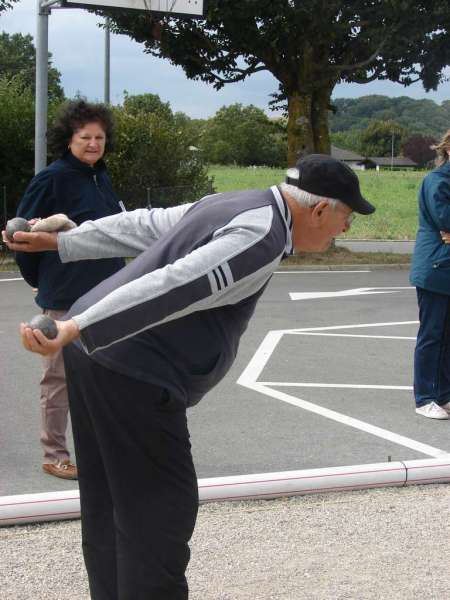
[15,172,56,288]
[424,178,450,231]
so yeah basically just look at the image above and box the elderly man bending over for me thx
[3,154,374,600]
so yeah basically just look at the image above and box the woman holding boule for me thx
[14,99,125,478]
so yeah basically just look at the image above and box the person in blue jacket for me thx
[410,129,450,419]
[15,100,125,477]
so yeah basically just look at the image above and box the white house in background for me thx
[331,145,418,170]
[330,145,368,170]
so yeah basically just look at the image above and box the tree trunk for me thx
[286,83,333,166]
[312,83,333,154]
[287,93,315,167]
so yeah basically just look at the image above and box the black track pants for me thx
[63,343,199,600]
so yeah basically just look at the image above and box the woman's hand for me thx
[440,231,450,244]
[2,230,58,252]
[20,319,80,356]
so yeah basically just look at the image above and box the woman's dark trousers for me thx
[414,287,450,408]
[63,343,199,600]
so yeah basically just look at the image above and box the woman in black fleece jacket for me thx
[15,99,125,480]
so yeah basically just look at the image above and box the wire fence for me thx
[0,185,12,269]
[118,179,215,210]
[0,179,216,270]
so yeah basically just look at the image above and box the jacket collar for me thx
[438,161,450,174]
[270,185,293,256]
[62,150,107,175]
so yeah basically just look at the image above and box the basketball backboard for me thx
[60,1,205,18]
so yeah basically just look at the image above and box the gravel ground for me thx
[2,483,450,600]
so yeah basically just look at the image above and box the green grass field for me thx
[209,165,425,240]
[0,166,423,271]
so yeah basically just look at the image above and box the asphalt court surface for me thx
[2,267,449,498]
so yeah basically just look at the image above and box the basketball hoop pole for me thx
[104,17,111,104]
[40,0,61,7]
[35,0,50,174]
[35,1,111,173]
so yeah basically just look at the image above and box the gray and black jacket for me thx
[60,186,293,407]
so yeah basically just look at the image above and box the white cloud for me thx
[1,0,449,118]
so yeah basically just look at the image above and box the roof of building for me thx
[330,145,365,161]
[330,146,418,167]
[367,156,418,167]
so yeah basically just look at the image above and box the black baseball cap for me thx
[286,154,375,215]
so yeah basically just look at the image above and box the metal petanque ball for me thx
[27,314,58,340]
[5,217,31,241]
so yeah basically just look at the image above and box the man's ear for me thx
[310,201,330,226]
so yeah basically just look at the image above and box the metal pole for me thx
[35,1,49,174]
[40,0,60,7]
[104,18,110,104]
[391,132,394,171]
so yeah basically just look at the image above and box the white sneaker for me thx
[440,402,450,415]
[415,402,450,420]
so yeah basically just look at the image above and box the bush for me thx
[107,100,210,209]
[0,75,35,222]
[0,75,66,222]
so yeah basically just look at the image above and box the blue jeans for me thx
[414,287,450,407]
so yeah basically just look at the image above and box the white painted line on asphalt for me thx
[292,332,416,340]
[292,320,419,333]
[290,286,412,301]
[259,383,413,390]
[238,330,284,384]
[241,381,447,458]
[237,322,418,384]
[0,277,23,282]
[237,321,447,458]
[274,270,371,274]
[290,289,396,300]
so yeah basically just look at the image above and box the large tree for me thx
[123,91,173,120]
[360,119,406,157]
[100,1,450,165]
[402,134,437,167]
[0,32,64,101]
[0,1,17,13]
[201,103,286,167]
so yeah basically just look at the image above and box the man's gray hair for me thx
[281,167,340,209]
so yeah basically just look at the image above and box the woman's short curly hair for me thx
[48,99,115,157]
[431,129,450,167]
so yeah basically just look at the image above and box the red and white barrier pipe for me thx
[1,457,450,527]
[0,490,80,527]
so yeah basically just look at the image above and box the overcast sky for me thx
[1,1,449,118]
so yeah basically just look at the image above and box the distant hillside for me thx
[329,95,450,138]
